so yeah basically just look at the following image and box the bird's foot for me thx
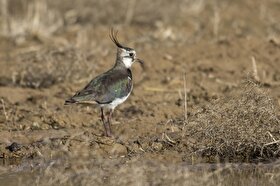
[104,131,114,138]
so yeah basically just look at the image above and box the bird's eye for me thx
[129,53,134,57]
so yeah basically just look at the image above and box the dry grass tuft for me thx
[0,0,63,38]
[0,47,95,88]
[182,79,280,162]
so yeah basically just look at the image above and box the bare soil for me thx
[0,0,280,185]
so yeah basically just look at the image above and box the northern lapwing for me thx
[65,29,143,137]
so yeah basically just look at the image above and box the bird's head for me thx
[110,29,144,69]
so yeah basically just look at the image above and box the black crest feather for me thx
[109,28,124,48]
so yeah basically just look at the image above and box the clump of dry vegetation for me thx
[181,79,280,162]
[0,47,94,88]
[0,0,63,39]
[10,47,94,88]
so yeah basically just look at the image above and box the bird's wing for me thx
[96,71,132,104]
[68,69,132,104]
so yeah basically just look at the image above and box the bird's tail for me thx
[64,98,77,105]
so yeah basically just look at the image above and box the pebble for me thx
[6,142,22,152]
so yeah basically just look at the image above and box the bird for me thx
[65,29,143,137]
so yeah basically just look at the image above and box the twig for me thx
[125,0,136,25]
[215,78,237,87]
[1,0,11,61]
[1,99,8,121]
[144,87,179,93]
[267,131,276,142]
[183,72,188,125]
[261,139,280,156]
[1,0,11,36]
[263,140,280,147]
[213,3,220,37]
[163,133,176,145]
[251,56,260,82]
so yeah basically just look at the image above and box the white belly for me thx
[102,92,131,110]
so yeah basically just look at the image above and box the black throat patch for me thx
[127,69,132,80]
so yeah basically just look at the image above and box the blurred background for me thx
[1,0,279,47]
[1,0,280,42]
[0,0,280,87]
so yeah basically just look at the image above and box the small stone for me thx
[6,142,22,152]
[151,142,163,151]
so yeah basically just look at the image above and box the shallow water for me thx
[0,158,280,186]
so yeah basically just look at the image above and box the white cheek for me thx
[123,58,133,68]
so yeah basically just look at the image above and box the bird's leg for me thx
[101,108,111,137]
[107,109,114,136]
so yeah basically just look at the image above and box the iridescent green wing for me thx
[97,72,132,103]
[71,69,132,104]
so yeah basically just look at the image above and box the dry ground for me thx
[0,0,280,185]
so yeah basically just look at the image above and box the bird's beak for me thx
[135,58,144,65]
[135,58,145,69]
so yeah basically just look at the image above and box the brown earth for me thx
[0,0,280,185]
